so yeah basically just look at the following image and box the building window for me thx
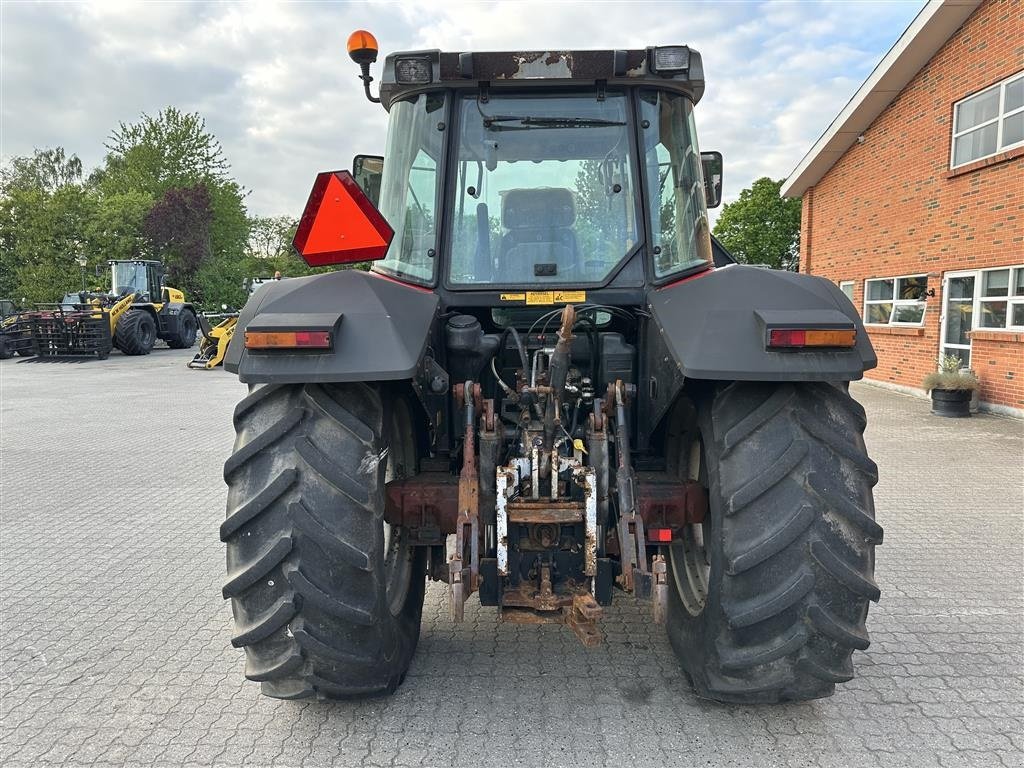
[839,281,854,302]
[864,275,928,325]
[978,265,1024,330]
[951,71,1024,168]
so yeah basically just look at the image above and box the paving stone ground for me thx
[1,348,1022,768]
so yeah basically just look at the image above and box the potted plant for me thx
[923,354,980,418]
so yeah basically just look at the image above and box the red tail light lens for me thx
[648,527,674,543]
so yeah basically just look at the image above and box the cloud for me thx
[1,0,923,219]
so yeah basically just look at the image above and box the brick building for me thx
[782,0,1023,416]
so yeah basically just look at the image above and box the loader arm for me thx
[107,293,138,336]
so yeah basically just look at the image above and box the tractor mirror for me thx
[352,154,383,207]
[701,151,723,208]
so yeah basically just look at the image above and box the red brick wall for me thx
[969,330,1024,409]
[800,0,1024,411]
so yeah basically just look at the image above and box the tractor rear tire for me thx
[222,383,426,699]
[665,381,882,703]
[165,309,198,349]
[114,310,157,355]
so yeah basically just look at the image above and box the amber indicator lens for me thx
[245,331,332,349]
[768,328,856,348]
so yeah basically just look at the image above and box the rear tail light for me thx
[648,527,673,543]
[768,328,856,349]
[245,330,332,350]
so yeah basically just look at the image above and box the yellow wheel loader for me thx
[187,276,286,369]
[59,260,199,356]
[189,309,237,369]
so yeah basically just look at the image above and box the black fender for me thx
[224,270,440,384]
[156,301,196,337]
[644,265,877,432]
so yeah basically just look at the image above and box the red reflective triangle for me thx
[293,170,394,266]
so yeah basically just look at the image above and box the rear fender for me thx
[224,270,440,384]
[645,265,877,431]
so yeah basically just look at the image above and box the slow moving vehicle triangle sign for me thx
[293,170,394,266]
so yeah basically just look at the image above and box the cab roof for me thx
[378,47,705,109]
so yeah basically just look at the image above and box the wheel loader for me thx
[219,33,882,704]
[59,259,199,356]
[189,277,287,369]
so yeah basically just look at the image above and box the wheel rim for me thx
[669,438,710,617]
[383,405,415,616]
[142,320,155,347]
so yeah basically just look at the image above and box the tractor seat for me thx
[499,188,579,281]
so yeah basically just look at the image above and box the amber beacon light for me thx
[348,29,382,103]
[347,30,379,64]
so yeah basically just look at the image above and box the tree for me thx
[97,107,230,195]
[0,148,102,302]
[97,108,249,305]
[1,147,83,194]
[712,177,802,271]
[143,184,214,297]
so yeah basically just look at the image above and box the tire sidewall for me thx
[665,391,727,694]
[138,313,156,351]
[172,310,198,348]
[376,393,427,674]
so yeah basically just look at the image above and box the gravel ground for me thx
[1,348,1022,768]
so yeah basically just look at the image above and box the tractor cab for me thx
[111,260,164,302]
[341,45,723,301]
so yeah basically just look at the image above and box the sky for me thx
[0,0,925,221]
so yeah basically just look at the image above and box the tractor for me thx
[60,259,199,355]
[218,33,882,704]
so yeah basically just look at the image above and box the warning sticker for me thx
[553,291,586,303]
[500,293,527,301]
[523,291,586,305]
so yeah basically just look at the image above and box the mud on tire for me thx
[222,383,426,699]
[666,381,882,703]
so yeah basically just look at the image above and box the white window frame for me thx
[839,280,854,302]
[950,70,1024,168]
[977,264,1024,331]
[863,274,929,326]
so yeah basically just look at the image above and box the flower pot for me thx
[930,388,972,418]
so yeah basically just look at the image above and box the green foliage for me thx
[712,177,802,271]
[97,107,231,196]
[2,147,83,194]
[98,108,249,305]
[0,109,363,309]
[0,177,102,303]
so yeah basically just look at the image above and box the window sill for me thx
[865,325,925,336]
[945,145,1024,179]
[968,329,1024,343]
